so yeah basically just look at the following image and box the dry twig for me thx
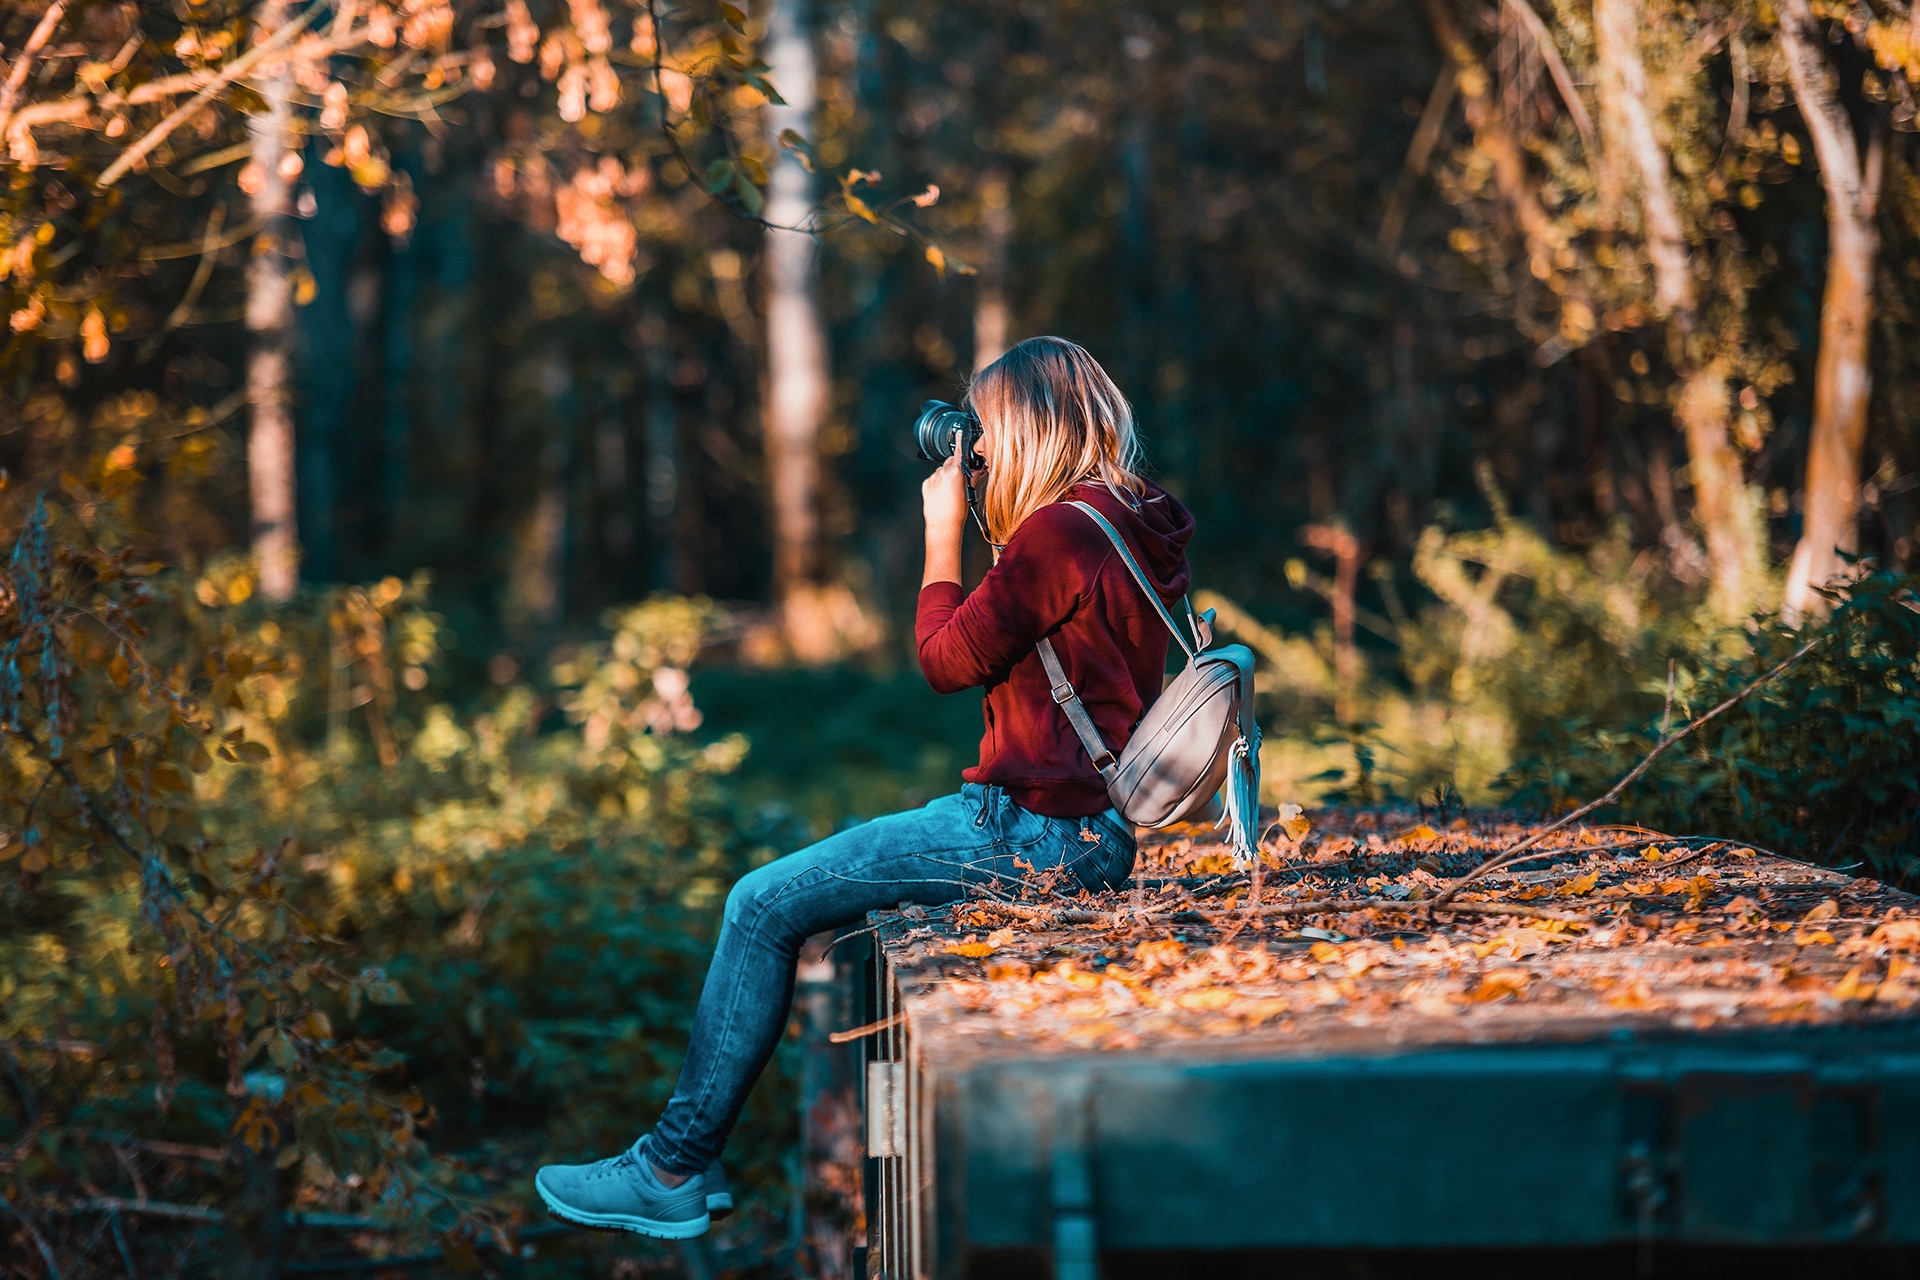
[1429,635,1821,910]
[0,0,68,140]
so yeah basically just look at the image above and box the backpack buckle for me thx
[1050,680,1076,705]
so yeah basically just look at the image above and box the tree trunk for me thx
[1676,362,1765,618]
[972,168,1011,372]
[761,0,833,658]
[506,352,572,629]
[1778,0,1885,619]
[1594,0,1765,619]
[1593,0,1692,316]
[639,309,687,593]
[246,0,298,601]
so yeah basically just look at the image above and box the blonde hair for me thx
[967,336,1146,545]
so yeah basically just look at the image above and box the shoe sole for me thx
[536,1182,710,1240]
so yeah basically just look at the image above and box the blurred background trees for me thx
[11,0,1919,642]
[4,0,1920,1273]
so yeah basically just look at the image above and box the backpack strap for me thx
[1035,636,1119,783]
[1035,500,1202,782]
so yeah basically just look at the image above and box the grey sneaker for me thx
[704,1155,733,1220]
[628,1133,733,1219]
[535,1138,709,1239]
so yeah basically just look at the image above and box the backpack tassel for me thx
[1217,726,1262,867]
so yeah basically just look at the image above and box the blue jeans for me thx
[648,783,1135,1174]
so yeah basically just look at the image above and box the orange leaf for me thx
[1469,969,1530,1002]
[1556,871,1599,897]
[1871,919,1920,950]
[1176,987,1238,1011]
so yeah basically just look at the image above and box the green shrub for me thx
[1505,568,1920,882]
[0,486,796,1276]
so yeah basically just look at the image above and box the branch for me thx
[139,202,226,361]
[644,0,808,234]
[993,896,1592,928]
[0,0,68,140]
[53,1197,382,1230]
[1429,635,1822,909]
[42,751,283,974]
[0,1192,61,1280]
[1594,0,1695,319]
[1379,63,1456,250]
[1503,0,1596,158]
[97,3,321,188]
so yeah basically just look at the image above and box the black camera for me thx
[913,399,983,470]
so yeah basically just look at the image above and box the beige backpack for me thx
[1035,501,1263,863]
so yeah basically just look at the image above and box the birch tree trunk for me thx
[761,0,833,659]
[1594,0,1764,619]
[972,168,1011,372]
[1778,0,1885,620]
[245,0,298,600]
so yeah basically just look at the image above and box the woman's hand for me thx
[921,453,967,588]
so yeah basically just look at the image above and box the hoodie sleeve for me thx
[916,506,1098,693]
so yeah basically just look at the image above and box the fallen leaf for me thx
[1557,871,1599,896]
[1134,939,1186,970]
[1397,823,1440,843]
[1607,980,1655,1009]
[1469,969,1530,1002]
[1309,941,1343,964]
[986,927,1016,948]
[1176,987,1238,1011]
[1833,967,1879,1002]
[1871,919,1920,950]
[1685,876,1715,911]
[1277,802,1312,842]
[1234,996,1292,1023]
[1802,899,1840,922]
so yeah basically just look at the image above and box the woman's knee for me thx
[723,861,783,931]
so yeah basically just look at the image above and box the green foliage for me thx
[1243,495,1715,809]
[0,487,794,1274]
[1506,568,1920,883]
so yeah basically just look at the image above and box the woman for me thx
[535,336,1195,1237]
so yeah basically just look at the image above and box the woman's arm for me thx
[921,452,966,589]
[915,501,1091,693]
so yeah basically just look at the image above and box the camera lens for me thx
[913,400,975,463]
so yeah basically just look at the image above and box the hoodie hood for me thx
[1071,479,1195,600]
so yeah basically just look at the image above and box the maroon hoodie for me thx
[915,479,1196,817]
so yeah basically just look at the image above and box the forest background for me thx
[3,0,1920,1275]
